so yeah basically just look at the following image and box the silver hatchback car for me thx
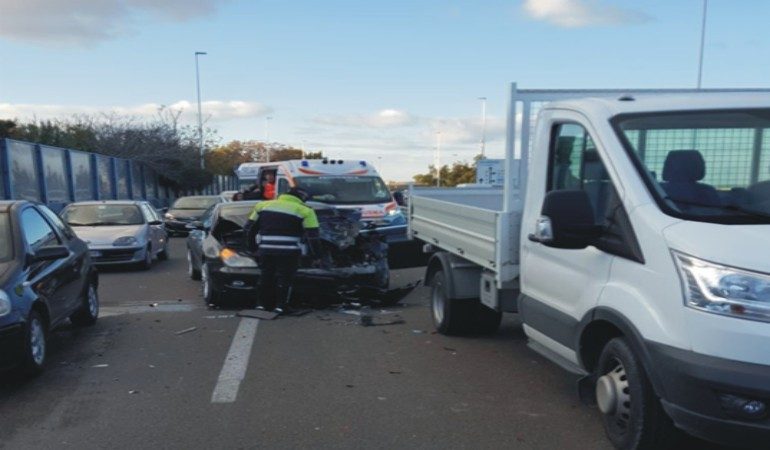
[60,200,169,269]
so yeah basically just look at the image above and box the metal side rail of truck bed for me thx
[408,187,521,286]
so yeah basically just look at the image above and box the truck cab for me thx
[410,86,770,449]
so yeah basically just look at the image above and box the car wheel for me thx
[157,241,169,261]
[138,245,153,270]
[596,337,678,450]
[70,281,99,327]
[188,249,201,280]
[21,310,48,376]
[202,262,220,306]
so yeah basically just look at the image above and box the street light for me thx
[194,51,207,169]
[478,97,487,158]
[264,116,273,162]
[435,131,442,187]
[697,0,708,89]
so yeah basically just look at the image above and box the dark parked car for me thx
[0,201,99,375]
[185,201,389,306]
[164,195,222,236]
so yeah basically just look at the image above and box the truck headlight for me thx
[673,251,770,322]
[0,290,12,317]
[113,236,139,246]
[219,248,257,268]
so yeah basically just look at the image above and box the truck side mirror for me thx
[528,190,602,249]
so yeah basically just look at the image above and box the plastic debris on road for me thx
[174,327,197,335]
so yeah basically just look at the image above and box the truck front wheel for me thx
[596,337,678,450]
[431,271,501,335]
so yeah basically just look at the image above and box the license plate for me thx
[89,250,102,257]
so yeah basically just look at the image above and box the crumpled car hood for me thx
[309,202,362,250]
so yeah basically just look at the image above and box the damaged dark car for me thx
[185,201,411,307]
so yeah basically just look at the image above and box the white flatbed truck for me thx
[407,84,770,449]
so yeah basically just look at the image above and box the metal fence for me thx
[0,138,237,211]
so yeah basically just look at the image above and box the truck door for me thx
[520,117,616,358]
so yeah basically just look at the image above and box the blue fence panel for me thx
[0,140,7,199]
[96,155,114,199]
[143,167,157,200]
[115,160,129,199]
[7,140,41,201]
[130,161,143,199]
[40,145,70,206]
[70,150,94,201]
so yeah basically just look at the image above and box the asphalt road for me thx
[0,238,728,449]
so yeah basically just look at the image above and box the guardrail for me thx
[0,138,237,211]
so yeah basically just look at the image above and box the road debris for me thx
[175,327,198,335]
[128,390,139,394]
[412,329,426,334]
[149,303,159,307]
[91,364,109,368]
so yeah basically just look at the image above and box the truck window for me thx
[548,123,612,224]
[614,109,770,224]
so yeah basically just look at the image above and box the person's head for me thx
[264,173,275,183]
[287,187,310,202]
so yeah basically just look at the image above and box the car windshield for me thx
[62,204,144,226]
[0,213,12,261]
[172,197,219,210]
[294,176,392,205]
[614,108,770,224]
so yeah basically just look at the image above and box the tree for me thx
[205,140,324,176]
[413,158,478,187]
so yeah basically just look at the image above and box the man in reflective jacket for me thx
[244,188,320,313]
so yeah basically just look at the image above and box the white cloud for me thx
[314,109,419,129]
[522,0,650,28]
[0,0,230,46]
[0,100,271,122]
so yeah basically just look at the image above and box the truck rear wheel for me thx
[431,271,500,335]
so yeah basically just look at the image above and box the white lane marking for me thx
[211,318,259,403]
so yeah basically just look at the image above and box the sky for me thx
[1,0,769,181]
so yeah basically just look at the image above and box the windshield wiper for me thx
[665,197,770,219]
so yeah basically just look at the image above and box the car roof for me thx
[66,200,145,206]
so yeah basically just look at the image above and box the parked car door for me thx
[188,205,216,268]
[38,205,90,314]
[20,207,72,324]
[141,203,166,256]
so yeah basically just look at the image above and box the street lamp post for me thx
[478,97,487,158]
[264,116,273,162]
[435,131,442,187]
[697,0,708,89]
[195,51,207,169]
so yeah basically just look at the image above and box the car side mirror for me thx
[31,246,70,262]
[528,190,602,249]
[148,220,163,226]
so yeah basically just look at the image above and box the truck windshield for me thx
[294,176,392,205]
[0,213,11,262]
[614,108,770,224]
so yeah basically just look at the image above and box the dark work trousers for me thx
[257,252,300,310]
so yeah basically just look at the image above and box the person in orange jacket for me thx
[262,173,276,200]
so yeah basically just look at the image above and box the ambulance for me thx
[235,159,408,247]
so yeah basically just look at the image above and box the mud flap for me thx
[387,239,431,270]
[337,281,421,306]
